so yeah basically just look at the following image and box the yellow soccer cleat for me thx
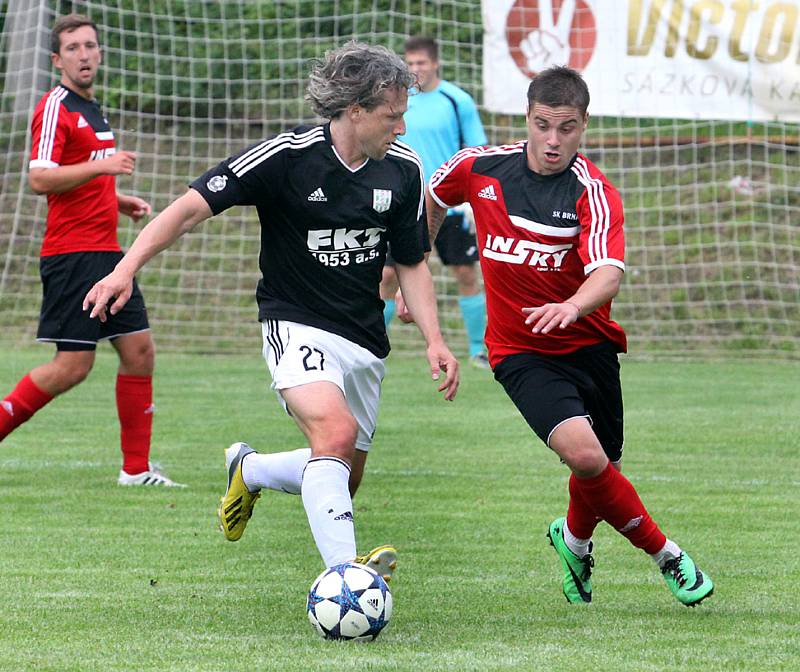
[218,442,261,541]
[355,545,398,583]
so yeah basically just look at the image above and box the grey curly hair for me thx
[307,41,415,119]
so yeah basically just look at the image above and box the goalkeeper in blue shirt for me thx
[381,36,490,368]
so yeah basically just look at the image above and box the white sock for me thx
[563,519,592,558]
[650,539,682,568]
[301,457,357,568]
[242,448,310,494]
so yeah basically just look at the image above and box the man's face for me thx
[52,25,101,92]
[526,102,588,175]
[404,50,438,92]
[353,87,408,161]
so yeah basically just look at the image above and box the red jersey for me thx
[430,144,627,366]
[29,84,120,256]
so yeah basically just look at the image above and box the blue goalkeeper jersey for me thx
[399,79,487,184]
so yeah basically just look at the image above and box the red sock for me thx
[571,462,666,554]
[116,374,154,474]
[0,374,54,440]
[566,473,601,540]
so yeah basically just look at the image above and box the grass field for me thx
[1,347,798,671]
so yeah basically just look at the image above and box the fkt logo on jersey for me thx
[306,227,384,267]
[506,0,596,78]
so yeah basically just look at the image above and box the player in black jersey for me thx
[84,42,459,580]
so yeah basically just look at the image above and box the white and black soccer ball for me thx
[307,562,392,641]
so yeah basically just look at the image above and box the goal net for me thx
[1,0,797,359]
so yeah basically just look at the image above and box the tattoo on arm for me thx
[428,206,446,243]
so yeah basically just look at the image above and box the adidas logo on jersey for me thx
[478,184,497,200]
[308,188,327,202]
[77,115,89,128]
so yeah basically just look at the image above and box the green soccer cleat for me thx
[547,517,594,604]
[355,545,398,583]
[660,552,714,607]
[218,442,261,542]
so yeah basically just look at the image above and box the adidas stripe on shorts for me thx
[261,320,385,452]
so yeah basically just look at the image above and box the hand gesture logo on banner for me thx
[505,0,596,79]
[519,0,575,71]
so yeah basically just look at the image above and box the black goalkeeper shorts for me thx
[386,213,476,267]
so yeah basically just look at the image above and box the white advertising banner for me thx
[482,0,800,121]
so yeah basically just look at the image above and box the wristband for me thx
[566,301,581,317]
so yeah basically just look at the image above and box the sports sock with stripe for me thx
[301,456,357,567]
[116,374,153,475]
[242,447,310,494]
[0,374,53,441]
[566,472,601,541]
[572,461,667,554]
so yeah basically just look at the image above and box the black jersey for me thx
[191,123,428,358]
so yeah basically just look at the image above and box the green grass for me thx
[1,348,799,671]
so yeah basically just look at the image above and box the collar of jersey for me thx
[520,146,578,181]
[57,82,99,105]
[324,122,370,174]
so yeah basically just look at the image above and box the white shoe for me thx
[117,463,186,487]
[470,352,491,370]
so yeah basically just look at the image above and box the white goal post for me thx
[1,0,797,359]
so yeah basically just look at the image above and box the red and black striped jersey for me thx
[430,143,627,364]
[30,84,119,256]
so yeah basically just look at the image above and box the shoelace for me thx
[660,553,687,586]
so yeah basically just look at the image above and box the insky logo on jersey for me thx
[483,234,572,270]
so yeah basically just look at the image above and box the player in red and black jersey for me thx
[426,66,713,607]
[0,14,182,487]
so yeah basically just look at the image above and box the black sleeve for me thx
[387,163,430,265]
[189,140,282,215]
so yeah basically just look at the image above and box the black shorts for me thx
[37,251,150,351]
[493,342,624,462]
[433,213,478,266]
[385,213,477,267]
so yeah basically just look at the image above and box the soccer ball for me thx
[307,562,392,641]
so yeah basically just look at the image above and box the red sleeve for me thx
[30,90,70,169]
[575,172,625,275]
[428,147,478,209]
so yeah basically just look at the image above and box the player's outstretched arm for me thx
[395,260,460,401]
[522,265,623,334]
[83,189,212,321]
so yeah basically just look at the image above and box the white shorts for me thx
[261,320,386,452]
